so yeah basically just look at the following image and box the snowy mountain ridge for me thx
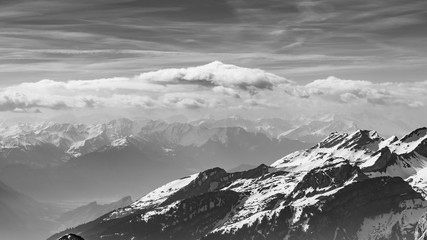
[0,117,355,169]
[49,127,427,240]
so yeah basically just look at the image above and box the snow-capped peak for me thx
[272,129,384,172]
[391,127,427,155]
[400,127,427,143]
[349,129,381,140]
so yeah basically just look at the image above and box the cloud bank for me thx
[289,76,426,108]
[1,62,426,115]
[140,61,292,91]
[0,62,290,111]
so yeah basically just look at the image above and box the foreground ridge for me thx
[49,128,427,240]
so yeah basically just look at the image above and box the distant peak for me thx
[323,131,348,140]
[317,132,348,148]
[368,130,381,139]
[229,115,244,120]
[205,60,225,66]
[115,196,133,206]
[88,201,98,205]
[120,195,132,201]
[201,167,227,176]
[386,135,399,143]
[352,129,381,140]
[110,136,135,148]
[107,118,133,125]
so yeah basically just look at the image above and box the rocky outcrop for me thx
[361,147,398,173]
[57,234,85,240]
[416,212,427,240]
[291,160,367,199]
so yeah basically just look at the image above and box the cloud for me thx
[0,63,426,118]
[161,93,224,109]
[0,91,70,111]
[0,62,269,111]
[139,61,292,91]
[108,94,159,109]
[288,76,427,108]
[8,61,288,95]
[212,86,240,98]
[243,99,279,109]
[0,62,291,112]
[15,78,166,94]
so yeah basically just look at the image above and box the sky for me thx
[0,0,426,133]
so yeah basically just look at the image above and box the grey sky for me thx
[1,0,426,83]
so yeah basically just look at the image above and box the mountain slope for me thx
[0,136,192,201]
[0,180,60,240]
[360,127,427,196]
[48,127,427,240]
[56,196,133,231]
[48,163,427,240]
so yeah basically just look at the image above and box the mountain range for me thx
[0,116,355,201]
[0,115,407,239]
[49,127,427,240]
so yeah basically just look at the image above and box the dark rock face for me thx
[291,160,367,199]
[316,132,349,149]
[163,164,270,206]
[362,147,399,173]
[416,212,427,240]
[293,177,423,240]
[202,206,295,240]
[337,130,382,151]
[413,138,427,157]
[400,127,427,143]
[58,234,85,240]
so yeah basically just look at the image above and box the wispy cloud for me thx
[287,76,427,108]
[0,0,426,82]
